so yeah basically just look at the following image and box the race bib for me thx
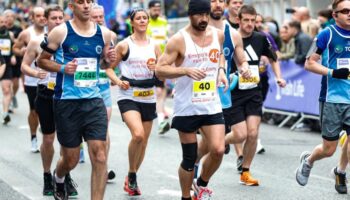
[47,73,57,90]
[74,58,98,87]
[133,87,155,101]
[99,69,109,85]
[337,58,350,70]
[192,80,216,103]
[239,65,260,90]
[0,39,11,56]
[151,27,167,41]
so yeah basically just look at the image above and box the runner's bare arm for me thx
[12,30,28,57]
[232,31,248,68]
[269,60,286,87]
[21,39,46,78]
[217,30,228,91]
[305,53,328,75]
[106,40,129,89]
[37,25,66,72]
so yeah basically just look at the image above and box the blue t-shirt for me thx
[317,25,350,104]
[54,21,105,100]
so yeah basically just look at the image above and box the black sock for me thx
[182,197,192,200]
[44,172,51,176]
[31,135,36,140]
[238,155,243,159]
[242,168,249,174]
[197,176,208,187]
[128,172,137,183]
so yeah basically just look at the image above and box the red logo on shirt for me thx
[209,49,219,63]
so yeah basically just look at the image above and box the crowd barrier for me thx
[263,60,322,130]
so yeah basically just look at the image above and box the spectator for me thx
[295,7,320,38]
[279,25,295,60]
[318,9,334,29]
[287,20,312,65]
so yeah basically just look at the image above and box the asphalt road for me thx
[0,88,349,200]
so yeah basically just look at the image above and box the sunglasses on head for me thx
[335,8,350,15]
[130,8,147,19]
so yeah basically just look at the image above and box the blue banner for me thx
[98,0,117,28]
[263,60,322,116]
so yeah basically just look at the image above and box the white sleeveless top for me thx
[24,26,45,87]
[116,37,157,103]
[173,27,222,116]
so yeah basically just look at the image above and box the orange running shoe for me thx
[123,176,141,196]
[240,171,259,186]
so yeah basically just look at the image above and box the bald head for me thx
[296,7,311,21]
[30,7,46,29]
[31,7,45,18]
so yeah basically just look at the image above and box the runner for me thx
[90,2,117,182]
[106,7,160,196]
[296,0,350,194]
[0,14,15,124]
[37,0,112,199]
[21,5,78,197]
[13,6,46,152]
[224,5,286,186]
[4,9,23,110]
[147,0,171,134]
[194,0,249,179]
[156,0,229,199]
[226,0,243,29]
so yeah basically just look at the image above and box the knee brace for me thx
[180,142,198,172]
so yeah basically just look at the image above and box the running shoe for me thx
[65,173,78,197]
[192,179,213,200]
[123,176,141,196]
[52,170,68,200]
[43,173,54,196]
[31,137,40,153]
[295,151,312,186]
[240,171,259,186]
[2,114,10,125]
[332,167,347,194]
[107,169,116,182]
[158,121,170,135]
[256,139,265,154]
[236,156,243,173]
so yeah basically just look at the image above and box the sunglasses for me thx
[130,8,147,19]
[335,8,350,15]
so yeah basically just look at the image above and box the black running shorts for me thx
[25,86,37,111]
[230,90,263,125]
[223,107,234,134]
[35,85,55,134]
[171,112,225,133]
[54,98,107,148]
[117,99,157,122]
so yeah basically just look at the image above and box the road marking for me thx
[157,189,181,197]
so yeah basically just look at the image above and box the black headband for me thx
[188,0,211,16]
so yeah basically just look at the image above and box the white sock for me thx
[158,113,165,125]
[337,167,346,174]
[55,174,65,183]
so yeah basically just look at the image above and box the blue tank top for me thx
[54,21,105,100]
[218,22,235,109]
[317,25,350,104]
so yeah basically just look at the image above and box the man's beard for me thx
[210,11,222,20]
[192,21,208,31]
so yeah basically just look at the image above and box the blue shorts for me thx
[100,86,112,107]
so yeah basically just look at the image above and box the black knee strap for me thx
[181,142,198,172]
